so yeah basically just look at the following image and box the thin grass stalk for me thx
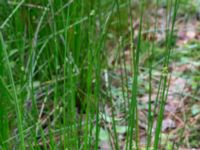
[153,0,180,149]
[94,3,116,149]
[114,0,129,114]
[127,1,144,149]
[0,32,25,150]
[126,0,134,149]
[146,0,159,148]
[62,3,71,148]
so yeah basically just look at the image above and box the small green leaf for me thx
[191,104,200,116]
[116,126,127,134]
[99,128,109,141]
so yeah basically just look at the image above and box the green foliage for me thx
[0,0,181,149]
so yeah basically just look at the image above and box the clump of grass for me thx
[0,0,180,149]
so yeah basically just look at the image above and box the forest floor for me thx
[98,6,200,150]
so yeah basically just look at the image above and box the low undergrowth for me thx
[2,0,199,150]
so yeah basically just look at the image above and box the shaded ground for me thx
[97,5,200,150]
